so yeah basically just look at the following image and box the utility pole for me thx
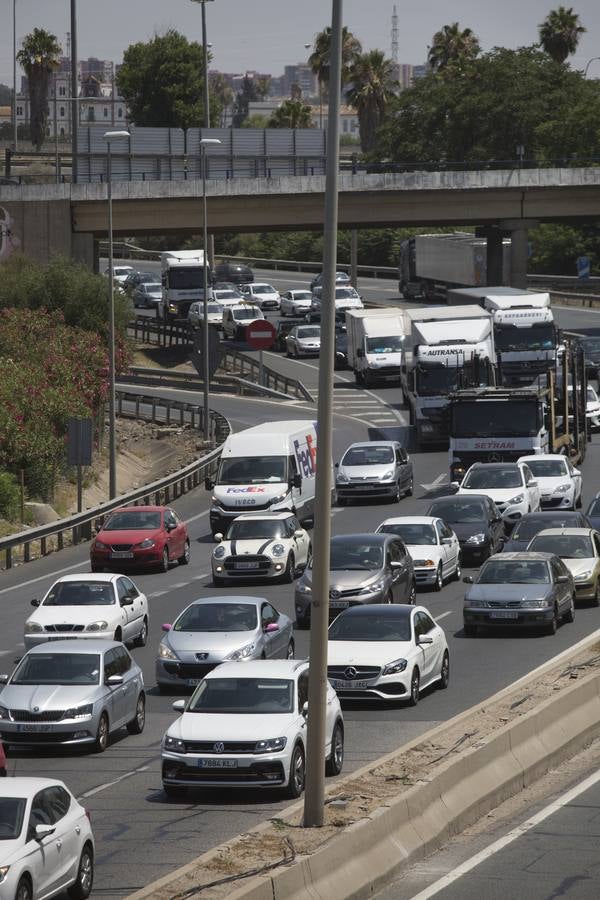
[70,0,78,183]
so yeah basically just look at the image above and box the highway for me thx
[2,267,600,897]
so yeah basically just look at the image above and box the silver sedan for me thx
[0,640,145,752]
[285,324,321,358]
[155,596,295,692]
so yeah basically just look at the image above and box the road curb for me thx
[126,632,600,900]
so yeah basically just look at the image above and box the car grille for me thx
[487,601,521,609]
[184,740,257,754]
[217,501,272,513]
[8,709,65,722]
[330,587,369,598]
[111,544,133,551]
[223,555,271,573]
[328,666,381,680]
[540,497,565,508]
[3,731,79,744]
[44,624,85,633]
[163,760,285,784]
[162,663,216,679]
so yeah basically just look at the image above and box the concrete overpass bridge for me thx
[2,166,600,287]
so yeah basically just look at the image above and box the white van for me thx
[206,421,322,536]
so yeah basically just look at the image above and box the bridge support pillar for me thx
[350,229,358,287]
[500,219,538,290]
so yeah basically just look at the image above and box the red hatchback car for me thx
[90,505,190,572]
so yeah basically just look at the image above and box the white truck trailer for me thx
[345,308,410,387]
[160,249,212,321]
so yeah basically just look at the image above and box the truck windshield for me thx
[217,456,287,484]
[366,336,403,353]
[451,400,540,437]
[416,364,491,396]
[495,323,555,352]
[168,267,208,290]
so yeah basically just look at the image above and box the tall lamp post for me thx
[200,137,221,441]
[70,0,78,183]
[584,57,600,77]
[104,129,131,499]
[12,0,17,150]
[191,0,215,128]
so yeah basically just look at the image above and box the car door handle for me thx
[56,839,62,849]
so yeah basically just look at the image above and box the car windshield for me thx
[0,798,26,840]
[494,323,555,352]
[227,520,285,540]
[529,535,593,558]
[138,273,156,283]
[143,283,161,292]
[335,288,357,299]
[511,517,582,542]
[168,268,206,290]
[462,467,522,489]
[378,523,437,545]
[342,446,394,466]
[524,459,568,478]
[174,603,258,632]
[366,336,403,353]
[297,327,320,338]
[43,581,114,606]
[428,500,486,523]
[292,292,312,300]
[234,308,261,320]
[218,456,286,484]
[12,653,101,685]
[588,499,600,516]
[477,560,550,584]
[254,284,276,294]
[187,677,294,713]
[329,542,383,571]
[207,304,224,313]
[104,510,161,531]
[329,613,411,642]
[215,290,240,299]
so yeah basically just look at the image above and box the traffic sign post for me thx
[245,320,276,387]
[577,256,590,281]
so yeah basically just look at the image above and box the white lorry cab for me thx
[346,308,408,387]
[206,421,323,536]
[160,249,211,320]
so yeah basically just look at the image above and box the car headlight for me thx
[271,543,286,557]
[575,570,594,581]
[254,737,287,753]
[213,545,226,559]
[138,538,155,549]
[382,658,408,676]
[336,472,349,483]
[554,484,571,494]
[24,621,44,633]
[297,582,312,594]
[464,599,489,608]
[413,559,436,567]
[164,734,186,752]
[508,494,525,505]
[382,470,394,481]
[359,579,386,594]
[93,540,108,550]
[0,866,10,885]
[0,704,9,720]
[62,703,93,720]
[226,642,255,660]
[85,620,109,632]
[466,533,486,544]
[158,642,178,660]
[520,599,551,608]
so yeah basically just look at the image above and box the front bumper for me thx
[91,547,164,568]
[414,565,440,586]
[24,631,113,649]
[162,749,289,788]
[328,668,408,700]
[156,659,218,688]
[459,539,492,561]
[336,480,398,499]
[212,555,288,580]
[0,714,98,746]
[574,579,598,601]
[464,607,554,628]
[540,492,574,509]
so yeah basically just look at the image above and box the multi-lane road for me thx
[2,267,600,897]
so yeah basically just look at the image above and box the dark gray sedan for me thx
[155,596,294,691]
[503,511,592,552]
[295,533,416,628]
[462,552,574,636]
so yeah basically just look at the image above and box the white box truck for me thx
[401,306,496,449]
[160,249,211,321]
[345,308,410,387]
[205,421,327,537]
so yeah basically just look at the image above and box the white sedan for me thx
[188,300,224,328]
[212,512,311,585]
[518,454,582,511]
[280,290,314,317]
[376,516,461,590]
[24,573,149,649]
[327,604,449,704]
[0,777,94,900]
[239,283,281,311]
[311,286,364,311]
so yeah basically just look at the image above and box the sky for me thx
[1,0,600,87]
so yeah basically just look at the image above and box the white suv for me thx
[222,305,264,341]
[161,660,344,799]
[456,461,541,528]
[212,512,311,585]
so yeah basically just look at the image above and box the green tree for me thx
[241,113,270,129]
[308,26,362,125]
[231,75,271,127]
[16,28,62,150]
[427,22,480,73]
[269,99,314,129]
[346,50,397,153]
[117,30,213,127]
[209,72,233,126]
[539,6,586,64]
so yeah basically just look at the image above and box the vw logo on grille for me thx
[213,742,225,753]
[196,652,209,661]
[329,589,341,600]
[344,667,358,680]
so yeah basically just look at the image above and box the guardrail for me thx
[219,350,314,402]
[0,393,230,571]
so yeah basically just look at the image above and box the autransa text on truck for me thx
[206,421,324,537]
[160,249,211,320]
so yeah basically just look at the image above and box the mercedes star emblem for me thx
[344,667,358,680]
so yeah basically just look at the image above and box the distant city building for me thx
[282,64,317,98]
[314,104,359,136]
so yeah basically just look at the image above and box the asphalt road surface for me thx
[2,268,600,897]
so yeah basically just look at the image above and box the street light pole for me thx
[12,0,17,151]
[584,57,600,77]
[70,0,78,183]
[303,0,342,829]
[200,137,221,442]
[191,0,215,128]
[104,130,130,500]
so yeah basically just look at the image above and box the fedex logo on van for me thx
[294,434,317,478]
[226,486,266,494]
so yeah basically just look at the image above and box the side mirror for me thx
[0,674,8,685]
[120,596,133,606]
[166,522,176,532]
[292,473,302,489]
[107,674,124,686]
[294,529,304,538]
[334,462,339,468]
[205,476,214,491]
[556,574,570,583]
[35,824,55,840]
[391,560,404,568]
[302,701,308,718]
[162,623,172,632]
[463,575,474,584]
[31,598,40,607]
[492,516,503,524]
[418,635,434,646]
[264,622,280,633]
[572,468,581,476]
[172,699,186,712]
[529,480,538,488]
[214,533,223,543]
[441,537,453,545]
[450,480,460,490]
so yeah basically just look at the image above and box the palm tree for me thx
[308,26,362,127]
[269,99,314,129]
[17,28,62,150]
[539,6,586,64]
[427,22,480,73]
[346,51,397,153]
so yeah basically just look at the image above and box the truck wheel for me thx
[354,370,362,386]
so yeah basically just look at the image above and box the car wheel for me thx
[464,623,477,637]
[15,877,33,900]
[454,554,462,581]
[433,563,443,592]
[68,844,94,900]
[325,722,344,776]
[544,606,558,636]
[134,617,148,648]
[408,668,420,706]
[93,712,109,753]
[160,547,169,573]
[286,744,306,798]
[286,639,295,659]
[408,580,417,605]
[405,477,414,497]
[391,482,401,503]
[127,693,146,735]
[178,540,191,566]
[282,553,295,583]
[439,651,450,689]
[563,597,575,624]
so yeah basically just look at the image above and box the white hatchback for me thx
[456,461,541,527]
[518,454,582,511]
[0,777,94,900]
[376,516,461,590]
[24,573,149,649]
[240,283,281,311]
[212,512,311,585]
[280,289,314,317]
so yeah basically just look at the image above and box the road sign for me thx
[245,319,276,350]
[66,418,93,467]
[577,256,590,280]
[190,325,222,380]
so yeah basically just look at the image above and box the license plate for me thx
[186,679,203,686]
[111,551,133,559]
[490,610,519,619]
[331,679,369,690]
[17,724,53,732]
[198,758,238,768]
[234,561,260,570]
[330,600,349,609]
[47,635,79,641]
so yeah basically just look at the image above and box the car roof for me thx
[430,494,490,504]
[48,573,119,584]
[232,512,294,521]
[378,516,438,526]
[531,528,596,537]
[517,511,584,521]
[0,777,69,797]
[331,533,391,545]
[205,659,307,680]
[344,441,400,450]
[487,551,556,561]
[187,595,266,607]
[26,639,122,653]
[335,603,418,618]
[518,454,567,462]
[467,461,521,469]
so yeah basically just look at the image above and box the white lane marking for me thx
[436,611,452,622]
[151,590,169,597]
[408,765,600,900]
[78,763,151,800]
[185,509,209,525]
[0,561,89,596]
[0,650,12,657]
[553,304,600,315]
